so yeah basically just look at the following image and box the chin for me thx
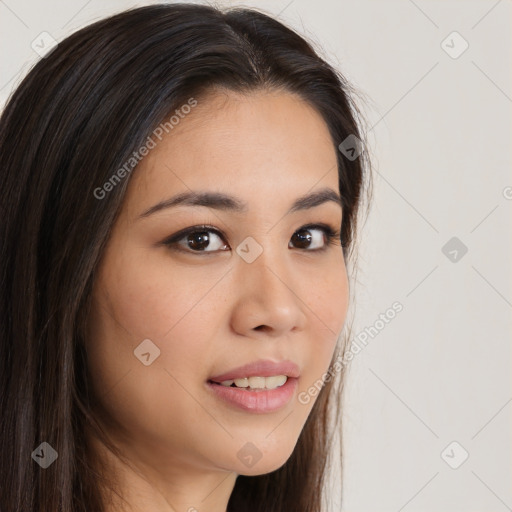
[229,443,296,477]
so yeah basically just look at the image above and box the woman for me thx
[0,3,371,511]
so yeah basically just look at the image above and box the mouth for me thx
[206,359,300,413]
[208,374,289,390]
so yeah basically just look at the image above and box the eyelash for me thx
[162,223,341,255]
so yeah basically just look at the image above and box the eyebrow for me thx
[137,187,342,219]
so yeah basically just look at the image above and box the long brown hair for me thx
[0,4,371,511]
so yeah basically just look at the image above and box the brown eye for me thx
[186,231,210,251]
[163,223,339,255]
[163,226,229,253]
[181,230,227,252]
[289,226,334,250]
[290,229,312,249]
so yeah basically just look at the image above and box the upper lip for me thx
[208,359,300,383]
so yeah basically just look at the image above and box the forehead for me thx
[123,89,339,217]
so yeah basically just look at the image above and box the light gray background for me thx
[1,1,510,511]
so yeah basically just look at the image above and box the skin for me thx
[85,87,350,512]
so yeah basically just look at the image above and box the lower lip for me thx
[206,377,298,413]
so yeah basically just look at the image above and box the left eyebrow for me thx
[137,186,342,219]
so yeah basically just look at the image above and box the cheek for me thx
[98,244,226,342]
[305,254,349,336]
[86,246,229,403]
[299,258,349,388]
[84,265,226,456]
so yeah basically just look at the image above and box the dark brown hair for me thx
[0,3,371,511]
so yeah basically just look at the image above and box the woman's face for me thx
[86,88,349,482]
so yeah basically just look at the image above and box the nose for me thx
[229,245,307,338]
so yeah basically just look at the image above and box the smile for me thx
[211,375,288,390]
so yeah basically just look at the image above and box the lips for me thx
[208,359,300,383]
[206,376,298,413]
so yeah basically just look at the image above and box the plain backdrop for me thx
[1,1,510,511]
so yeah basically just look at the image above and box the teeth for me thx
[234,377,249,387]
[219,375,288,390]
